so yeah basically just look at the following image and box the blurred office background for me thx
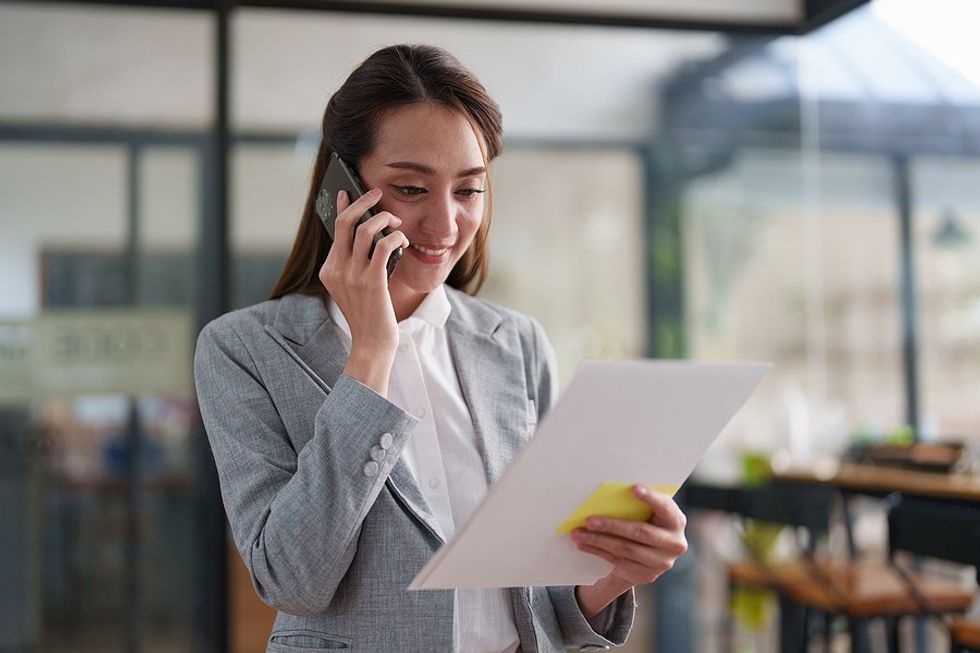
[1,0,978,651]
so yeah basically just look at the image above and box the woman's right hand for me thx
[319,188,408,396]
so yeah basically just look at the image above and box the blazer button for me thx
[369,445,386,462]
[363,461,380,477]
[379,432,394,449]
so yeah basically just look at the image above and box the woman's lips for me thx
[407,242,452,264]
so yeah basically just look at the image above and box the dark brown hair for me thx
[269,44,503,300]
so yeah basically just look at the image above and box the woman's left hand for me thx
[571,484,688,590]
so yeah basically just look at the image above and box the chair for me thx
[780,494,980,653]
[724,482,838,653]
[681,480,839,652]
[887,496,980,653]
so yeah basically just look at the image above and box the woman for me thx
[194,44,688,652]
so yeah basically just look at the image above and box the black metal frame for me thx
[804,0,869,33]
[13,0,870,35]
[193,6,231,652]
[894,157,921,436]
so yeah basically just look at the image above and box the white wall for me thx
[0,145,127,316]
[0,4,212,127]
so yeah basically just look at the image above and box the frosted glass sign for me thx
[0,309,191,402]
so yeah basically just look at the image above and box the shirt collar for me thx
[327,284,451,340]
[409,284,451,329]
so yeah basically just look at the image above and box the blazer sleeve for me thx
[529,317,637,649]
[194,317,419,616]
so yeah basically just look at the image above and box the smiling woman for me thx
[354,103,489,319]
[269,45,502,305]
[194,43,687,653]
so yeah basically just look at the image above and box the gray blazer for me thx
[194,286,635,652]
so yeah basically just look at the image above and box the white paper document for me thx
[408,359,770,590]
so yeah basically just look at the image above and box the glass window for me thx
[913,158,980,440]
[685,149,904,462]
[486,146,647,383]
[0,4,209,651]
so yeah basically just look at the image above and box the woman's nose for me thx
[419,191,458,239]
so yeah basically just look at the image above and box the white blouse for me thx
[327,285,520,653]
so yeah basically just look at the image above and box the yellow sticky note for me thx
[556,482,680,534]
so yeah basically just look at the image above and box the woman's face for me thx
[357,103,488,300]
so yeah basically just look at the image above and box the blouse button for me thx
[428,478,440,490]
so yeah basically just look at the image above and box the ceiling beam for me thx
[803,0,868,33]
[6,0,870,35]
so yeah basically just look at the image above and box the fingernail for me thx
[368,188,382,197]
[337,190,347,202]
[587,517,604,529]
[636,484,650,496]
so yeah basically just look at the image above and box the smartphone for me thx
[314,152,402,280]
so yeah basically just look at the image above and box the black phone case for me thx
[314,152,402,280]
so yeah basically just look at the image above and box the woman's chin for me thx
[391,253,462,293]
[389,267,448,297]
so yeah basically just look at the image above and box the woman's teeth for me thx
[410,244,449,256]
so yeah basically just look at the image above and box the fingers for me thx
[575,543,660,583]
[321,188,403,295]
[369,230,410,275]
[632,485,687,531]
[571,526,686,570]
[333,188,383,253]
[351,210,402,262]
[329,187,406,277]
[569,489,689,585]
[336,188,350,213]
[581,516,684,554]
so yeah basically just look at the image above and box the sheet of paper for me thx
[409,359,770,590]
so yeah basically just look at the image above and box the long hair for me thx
[269,44,503,300]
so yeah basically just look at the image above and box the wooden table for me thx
[774,462,980,653]
[684,464,980,653]
[772,462,980,557]
[773,462,980,505]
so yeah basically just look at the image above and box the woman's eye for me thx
[391,185,486,198]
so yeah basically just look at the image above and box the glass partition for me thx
[913,158,980,440]
[0,4,209,651]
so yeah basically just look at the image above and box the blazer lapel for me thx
[269,292,445,544]
[268,292,348,391]
[446,289,530,486]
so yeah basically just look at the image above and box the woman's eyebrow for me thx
[385,161,486,177]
